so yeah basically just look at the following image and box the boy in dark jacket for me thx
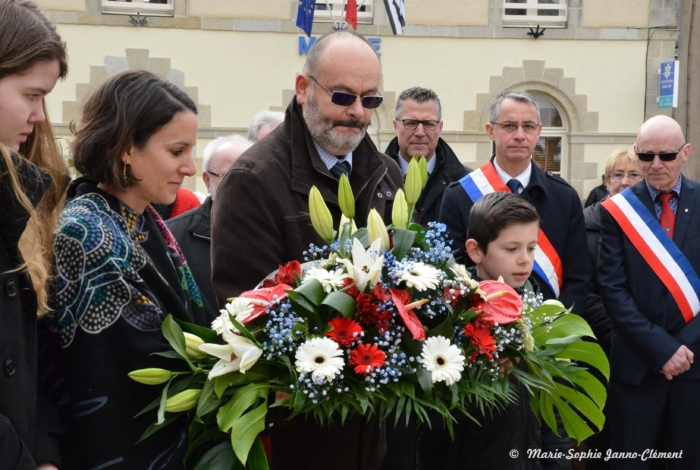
[418,192,552,470]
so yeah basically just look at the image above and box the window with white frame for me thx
[503,0,567,28]
[314,0,374,25]
[532,94,565,175]
[102,0,173,17]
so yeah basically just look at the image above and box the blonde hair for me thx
[604,148,639,182]
[0,0,69,316]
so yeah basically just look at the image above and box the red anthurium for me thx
[262,261,301,287]
[389,288,426,341]
[239,283,292,324]
[349,343,386,375]
[463,323,497,362]
[325,317,363,346]
[476,280,523,325]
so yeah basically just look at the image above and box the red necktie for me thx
[659,193,675,239]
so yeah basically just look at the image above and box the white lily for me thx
[198,329,262,379]
[338,238,384,291]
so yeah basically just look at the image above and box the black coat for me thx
[584,184,608,208]
[167,197,217,311]
[0,154,60,469]
[599,177,700,385]
[384,137,471,227]
[439,159,590,315]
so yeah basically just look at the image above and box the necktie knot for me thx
[330,160,351,180]
[506,178,521,195]
[659,193,673,205]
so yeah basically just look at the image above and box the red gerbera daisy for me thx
[349,343,386,375]
[463,323,497,362]
[325,317,363,346]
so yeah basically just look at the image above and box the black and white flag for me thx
[384,0,406,35]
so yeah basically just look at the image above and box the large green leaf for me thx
[217,383,269,432]
[550,394,595,443]
[391,228,417,261]
[554,341,610,380]
[294,278,325,305]
[230,401,267,465]
[162,315,194,370]
[246,436,270,470]
[351,227,369,247]
[175,317,220,344]
[556,385,605,431]
[197,377,220,418]
[569,370,607,409]
[192,441,241,470]
[322,291,356,318]
[417,367,433,401]
[427,315,454,340]
[533,314,595,344]
[213,363,270,398]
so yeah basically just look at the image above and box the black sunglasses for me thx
[308,76,384,109]
[636,143,686,162]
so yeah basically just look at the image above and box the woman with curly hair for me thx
[0,0,69,468]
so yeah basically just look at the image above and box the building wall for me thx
[38,0,678,198]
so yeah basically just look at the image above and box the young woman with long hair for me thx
[0,0,69,468]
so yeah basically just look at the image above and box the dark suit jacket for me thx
[598,177,700,385]
[439,158,590,315]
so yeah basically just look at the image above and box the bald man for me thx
[211,30,402,470]
[167,135,252,309]
[598,115,699,469]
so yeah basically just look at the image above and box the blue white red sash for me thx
[601,189,700,323]
[459,162,563,297]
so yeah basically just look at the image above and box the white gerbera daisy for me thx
[399,262,442,291]
[419,336,465,386]
[211,297,254,335]
[302,267,348,293]
[295,337,345,382]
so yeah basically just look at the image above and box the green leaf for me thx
[554,341,610,379]
[151,350,189,360]
[213,363,271,398]
[391,228,417,261]
[157,378,172,425]
[295,278,325,305]
[230,401,267,465]
[569,370,607,409]
[197,377,220,418]
[427,315,454,340]
[556,385,605,431]
[551,394,595,443]
[247,436,271,470]
[228,315,262,348]
[417,367,433,401]
[174,317,220,344]
[321,291,356,318]
[533,314,595,344]
[137,413,179,443]
[192,441,241,470]
[351,227,369,247]
[217,383,269,432]
[539,392,558,437]
[162,315,194,370]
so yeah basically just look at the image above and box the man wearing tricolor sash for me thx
[599,115,699,469]
[439,90,589,468]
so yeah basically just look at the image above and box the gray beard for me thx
[303,90,368,155]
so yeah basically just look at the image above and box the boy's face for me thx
[467,221,539,289]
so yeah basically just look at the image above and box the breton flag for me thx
[384,0,406,35]
[346,0,358,30]
[296,0,316,38]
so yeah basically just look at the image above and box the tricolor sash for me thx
[601,188,700,323]
[459,162,563,297]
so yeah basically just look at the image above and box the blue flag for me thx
[296,0,316,38]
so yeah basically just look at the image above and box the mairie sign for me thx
[299,36,381,56]
[659,60,679,109]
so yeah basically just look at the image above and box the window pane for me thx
[533,95,563,128]
[533,137,561,173]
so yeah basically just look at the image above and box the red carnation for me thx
[325,317,363,346]
[349,343,386,375]
[464,323,497,362]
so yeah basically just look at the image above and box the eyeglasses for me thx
[397,119,440,130]
[206,170,222,178]
[490,121,540,134]
[635,143,686,162]
[609,171,643,181]
[308,75,384,109]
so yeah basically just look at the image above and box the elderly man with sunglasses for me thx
[210,30,402,470]
[598,115,700,469]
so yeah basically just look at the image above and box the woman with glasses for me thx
[49,70,215,468]
[581,148,642,469]
[0,1,69,468]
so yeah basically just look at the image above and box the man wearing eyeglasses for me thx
[598,115,700,468]
[167,135,252,312]
[383,87,471,228]
[210,30,402,470]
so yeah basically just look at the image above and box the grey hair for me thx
[395,87,442,121]
[248,110,284,142]
[489,90,541,124]
[302,29,379,77]
[203,134,252,171]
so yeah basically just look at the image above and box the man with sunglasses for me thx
[598,115,699,469]
[383,87,471,228]
[211,29,402,470]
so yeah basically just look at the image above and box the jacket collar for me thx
[489,156,549,198]
[385,137,466,180]
[185,197,212,239]
[286,96,388,206]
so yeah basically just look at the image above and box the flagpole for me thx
[324,0,339,29]
[341,0,348,29]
